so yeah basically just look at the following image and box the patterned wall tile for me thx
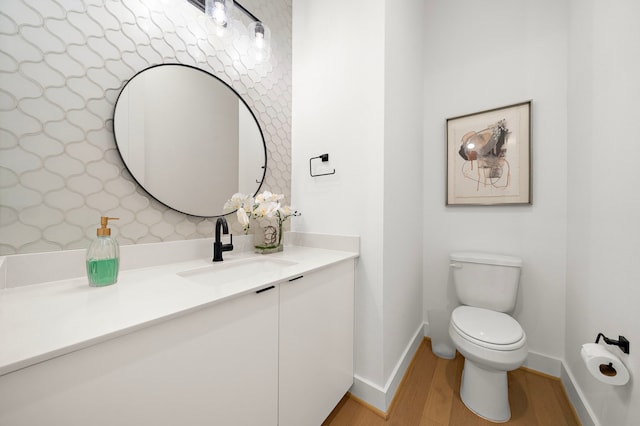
[0,0,292,255]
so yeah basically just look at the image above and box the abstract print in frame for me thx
[446,101,531,205]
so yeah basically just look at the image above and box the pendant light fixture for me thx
[247,21,271,61]
[205,0,233,29]
[194,0,271,62]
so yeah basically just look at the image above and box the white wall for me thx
[422,0,569,374]
[292,0,424,411]
[382,0,425,386]
[296,0,639,422]
[565,1,640,424]
[292,0,387,389]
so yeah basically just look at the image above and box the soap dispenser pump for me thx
[86,216,120,287]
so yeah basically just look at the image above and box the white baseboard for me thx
[350,374,387,412]
[523,350,563,377]
[561,362,599,426]
[350,323,424,413]
[351,320,595,426]
[383,324,424,409]
[423,320,430,337]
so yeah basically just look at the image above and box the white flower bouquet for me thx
[224,191,300,252]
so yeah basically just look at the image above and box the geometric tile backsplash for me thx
[0,0,292,255]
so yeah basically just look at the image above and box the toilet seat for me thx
[451,306,525,351]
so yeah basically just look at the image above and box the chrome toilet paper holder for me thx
[595,333,630,354]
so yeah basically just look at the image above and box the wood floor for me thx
[323,339,580,426]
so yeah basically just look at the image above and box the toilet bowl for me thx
[449,305,527,422]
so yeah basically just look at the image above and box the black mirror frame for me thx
[112,63,267,218]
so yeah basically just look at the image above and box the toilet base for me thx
[460,359,510,423]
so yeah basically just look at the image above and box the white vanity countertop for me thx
[0,245,358,376]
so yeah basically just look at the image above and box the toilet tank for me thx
[450,252,523,313]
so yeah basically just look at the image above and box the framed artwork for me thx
[446,101,531,206]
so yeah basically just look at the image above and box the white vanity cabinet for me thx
[0,286,280,426]
[0,251,357,426]
[279,259,355,426]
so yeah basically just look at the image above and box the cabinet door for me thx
[279,260,355,426]
[0,286,279,426]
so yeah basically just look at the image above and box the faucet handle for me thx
[223,233,233,252]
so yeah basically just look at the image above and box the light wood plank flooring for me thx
[323,339,580,426]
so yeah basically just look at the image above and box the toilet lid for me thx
[451,306,525,347]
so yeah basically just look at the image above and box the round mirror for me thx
[113,64,266,217]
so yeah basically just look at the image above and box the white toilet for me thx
[448,252,527,423]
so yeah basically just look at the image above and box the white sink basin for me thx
[177,257,298,286]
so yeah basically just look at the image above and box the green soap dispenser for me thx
[86,216,120,287]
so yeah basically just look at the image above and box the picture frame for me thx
[446,101,532,206]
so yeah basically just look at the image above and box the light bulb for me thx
[213,3,227,26]
[205,0,234,29]
[248,21,270,61]
[255,33,265,49]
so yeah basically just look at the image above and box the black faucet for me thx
[213,217,233,262]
